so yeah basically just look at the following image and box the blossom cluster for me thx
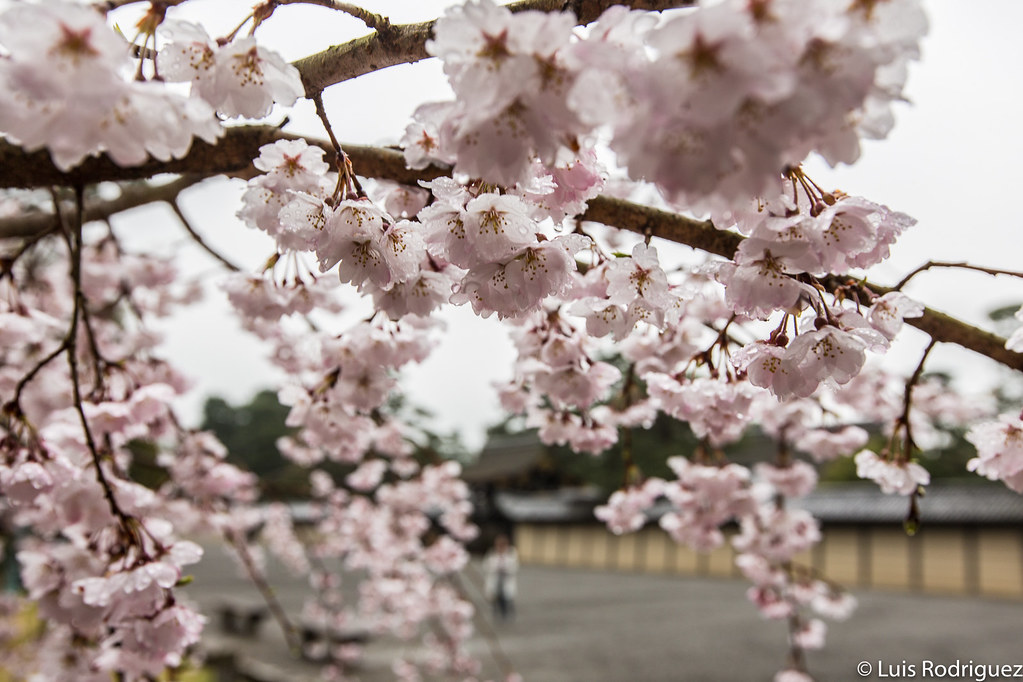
[0,1,1017,681]
[592,449,855,679]
[0,236,247,679]
[158,20,304,119]
[0,0,305,172]
[0,2,222,170]
[413,0,926,210]
[966,413,1023,493]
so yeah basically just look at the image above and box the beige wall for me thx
[514,523,1023,598]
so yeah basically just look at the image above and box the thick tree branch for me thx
[1,129,1019,374]
[580,198,743,260]
[850,278,1023,373]
[575,204,1023,371]
[292,0,693,98]
[0,130,287,189]
[0,129,441,191]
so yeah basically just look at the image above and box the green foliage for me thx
[816,426,993,484]
[988,303,1023,322]
[521,416,986,492]
[199,390,469,499]
[916,430,993,483]
[545,414,701,494]
[200,390,301,498]
[126,438,168,490]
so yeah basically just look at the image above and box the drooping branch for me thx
[223,526,301,653]
[64,186,138,540]
[2,129,1020,374]
[291,0,694,98]
[0,174,208,239]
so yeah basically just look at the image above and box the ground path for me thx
[183,542,1023,681]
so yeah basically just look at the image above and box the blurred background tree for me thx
[200,390,302,499]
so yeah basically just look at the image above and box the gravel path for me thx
[184,543,1023,681]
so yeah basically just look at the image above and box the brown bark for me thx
[292,0,693,97]
[1,132,1019,375]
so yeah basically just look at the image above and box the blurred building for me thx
[496,485,1023,598]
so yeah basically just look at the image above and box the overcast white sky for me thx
[108,0,1023,450]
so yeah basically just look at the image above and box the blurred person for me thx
[483,534,518,621]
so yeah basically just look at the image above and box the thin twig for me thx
[223,527,302,652]
[4,342,69,419]
[898,339,934,537]
[311,93,342,157]
[65,185,136,540]
[78,294,108,397]
[223,11,254,42]
[312,92,366,200]
[894,260,1023,291]
[785,609,807,674]
[3,195,75,417]
[1,225,60,274]
[459,562,517,679]
[616,362,639,487]
[169,201,242,272]
[274,0,392,33]
[896,338,938,461]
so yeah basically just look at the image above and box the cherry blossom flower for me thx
[533,360,621,410]
[659,459,756,550]
[605,243,672,310]
[254,138,331,177]
[794,425,870,462]
[1006,306,1023,352]
[159,22,304,118]
[515,152,607,223]
[646,375,758,446]
[315,200,392,285]
[425,0,587,185]
[526,408,619,454]
[240,140,333,250]
[461,194,538,265]
[854,449,930,495]
[715,257,814,320]
[966,414,1023,492]
[783,325,869,396]
[562,0,926,209]
[733,507,821,563]
[346,459,389,492]
[369,268,459,320]
[755,461,818,498]
[402,102,458,170]
[594,478,665,535]
[811,588,857,621]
